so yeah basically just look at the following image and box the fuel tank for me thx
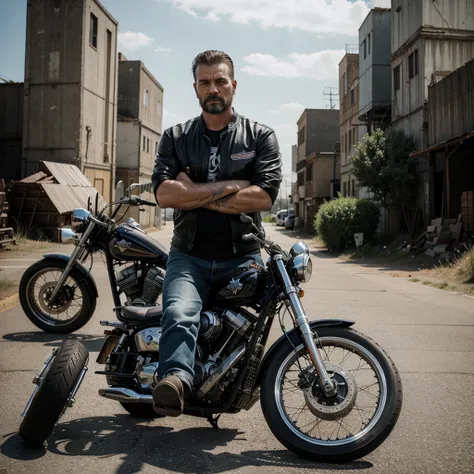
[109,226,168,267]
[213,265,264,307]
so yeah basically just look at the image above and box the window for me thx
[343,182,347,197]
[345,132,348,155]
[144,88,149,107]
[353,127,357,147]
[298,126,306,146]
[155,141,158,155]
[343,72,348,96]
[368,33,371,55]
[348,129,352,151]
[297,171,304,186]
[157,100,161,117]
[89,13,98,48]
[408,49,419,79]
[350,88,355,106]
[146,137,150,153]
[393,65,401,91]
[306,164,313,182]
[142,135,146,151]
[362,39,367,59]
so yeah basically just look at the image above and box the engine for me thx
[193,308,256,388]
[116,264,164,306]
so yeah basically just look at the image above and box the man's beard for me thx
[200,95,231,114]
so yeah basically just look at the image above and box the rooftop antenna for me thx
[323,87,339,110]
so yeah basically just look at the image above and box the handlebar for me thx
[121,196,157,207]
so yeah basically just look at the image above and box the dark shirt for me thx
[190,128,238,260]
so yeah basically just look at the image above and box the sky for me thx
[0,0,391,181]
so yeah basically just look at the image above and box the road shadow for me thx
[2,415,373,472]
[2,331,105,353]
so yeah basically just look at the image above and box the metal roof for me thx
[41,184,107,215]
[40,161,93,187]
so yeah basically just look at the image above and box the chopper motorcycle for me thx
[18,200,403,463]
[19,193,168,333]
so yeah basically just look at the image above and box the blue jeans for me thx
[158,247,264,390]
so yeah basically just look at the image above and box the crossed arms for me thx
[156,172,271,214]
[152,127,282,215]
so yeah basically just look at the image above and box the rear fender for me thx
[42,253,98,298]
[255,319,355,387]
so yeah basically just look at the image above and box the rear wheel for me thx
[261,327,403,463]
[19,340,89,443]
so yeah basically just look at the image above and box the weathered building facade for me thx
[116,54,164,228]
[0,83,23,181]
[391,0,474,222]
[339,52,361,197]
[411,59,474,226]
[358,7,392,133]
[293,109,339,229]
[22,0,118,202]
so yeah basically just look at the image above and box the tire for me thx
[19,339,89,443]
[19,258,97,333]
[120,402,165,419]
[260,327,403,463]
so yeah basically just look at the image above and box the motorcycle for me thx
[19,191,168,333]
[18,208,403,463]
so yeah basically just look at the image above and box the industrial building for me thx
[391,0,474,223]
[22,0,118,202]
[292,109,339,230]
[116,53,164,228]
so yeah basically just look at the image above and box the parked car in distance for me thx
[275,208,294,226]
[284,213,295,229]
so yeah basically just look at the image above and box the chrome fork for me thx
[49,220,95,302]
[274,255,336,397]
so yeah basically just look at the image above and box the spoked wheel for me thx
[261,327,403,463]
[19,340,89,443]
[19,259,96,333]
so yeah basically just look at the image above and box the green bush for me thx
[263,215,274,223]
[314,197,380,252]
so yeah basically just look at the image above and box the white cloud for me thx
[163,0,370,36]
[241,50,345,79]
[155,46,172,53]
[118,31,154,51]
[372,0,391,7]
[272,124,297,140]
[271,103,305,115]
[163,109,188,128]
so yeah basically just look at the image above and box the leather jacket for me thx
[152,110,282,256]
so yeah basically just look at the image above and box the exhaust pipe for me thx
[99,387,153,403]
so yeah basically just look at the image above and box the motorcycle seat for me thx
[121,305,163,322]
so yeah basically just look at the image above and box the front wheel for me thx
[260,327,403,463]
[19,259,97,333]
[19,339,89,443]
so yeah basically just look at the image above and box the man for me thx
[151,50,282,417]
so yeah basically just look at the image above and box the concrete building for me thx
[391,0,474,221]
[359,7,392,133]
[0,82,24,181]
[338,51,362,197]
[22,0,118,202]
[116,53,164,228]
[293,109,339,229]
[411,59,474,225]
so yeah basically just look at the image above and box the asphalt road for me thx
[0,224,473,474]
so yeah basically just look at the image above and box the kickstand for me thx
[207,414,221,430]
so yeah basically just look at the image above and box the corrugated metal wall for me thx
[429,59,474,145]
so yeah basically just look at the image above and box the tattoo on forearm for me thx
[214,195,236,208]
[195,185,227,207]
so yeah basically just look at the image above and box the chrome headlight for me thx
[71,208,91,232]
[290,241,310,258]
[290,254,312,283]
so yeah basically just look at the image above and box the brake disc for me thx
[38,282,74,315]
[302,364,357,420]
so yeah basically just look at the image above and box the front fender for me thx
[255,319,355,387]
[43,253,98,298]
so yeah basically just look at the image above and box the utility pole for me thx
[323,87,339,110]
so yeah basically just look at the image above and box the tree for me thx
[352,128,417,233]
